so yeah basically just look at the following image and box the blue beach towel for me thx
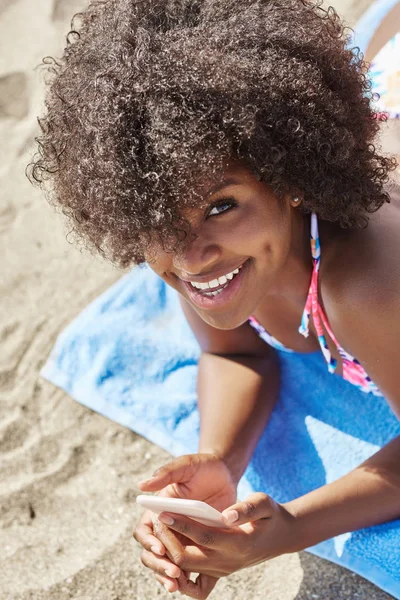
[41,265,400,598]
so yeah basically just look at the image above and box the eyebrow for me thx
[208,177,242,197]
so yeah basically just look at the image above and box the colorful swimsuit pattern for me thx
[249,213,382,396]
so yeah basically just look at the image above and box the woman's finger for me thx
[152,514,189,555]
[152,516,208,572]
[141,548,182,580]
[221,492,275,526]
[158,513,222,549]
[154,516,218,574]
[176,573,219,599]
[155,573,180,594]
[133,510,167,555]
[138,454,200,491]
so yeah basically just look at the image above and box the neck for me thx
[267,211,338,306]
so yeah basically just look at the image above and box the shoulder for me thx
[323,191,400,319]
[321,193,400,412]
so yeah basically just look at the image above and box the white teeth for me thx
[204,287,225,297]
[189,263,244,291]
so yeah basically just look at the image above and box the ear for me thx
[289,196,302,208]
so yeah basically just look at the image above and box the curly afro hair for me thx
[29,0,397,267]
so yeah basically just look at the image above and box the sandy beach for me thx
[0,1,398,598]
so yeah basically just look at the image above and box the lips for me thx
[187,265,242,293]
[181,259,249,310]
[190,268,243,296]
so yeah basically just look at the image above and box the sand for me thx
[0,1,398,599]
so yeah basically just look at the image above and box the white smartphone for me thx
[136,494,227,527]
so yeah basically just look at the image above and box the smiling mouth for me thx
[180,259,249,310]
[186,264,244,297]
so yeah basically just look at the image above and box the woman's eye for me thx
[207,200,236,218]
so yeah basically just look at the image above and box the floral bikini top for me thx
[248,213,382,396]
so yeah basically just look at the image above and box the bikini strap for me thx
[298,213,338,374]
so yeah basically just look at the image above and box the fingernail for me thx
[165,567,179,578]
[223,509,239,524]
[159,514,174,525]
[164,581,174,592]
[138,476,154,484]
[151,545,163,555]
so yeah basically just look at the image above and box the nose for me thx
[173,233,222,276]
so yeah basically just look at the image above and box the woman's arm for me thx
[135,298,280,595]
[284,435,400,550]
[286,253,400,547]
[197,352,279,483]
[180,297,280,483]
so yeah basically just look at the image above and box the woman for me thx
[30,0,400,598]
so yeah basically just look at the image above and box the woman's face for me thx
[147,163,299,330]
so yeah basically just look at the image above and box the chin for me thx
[198,307,252,331]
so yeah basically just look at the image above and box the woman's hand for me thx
[154,492,299,599]
[133,453,238,594]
